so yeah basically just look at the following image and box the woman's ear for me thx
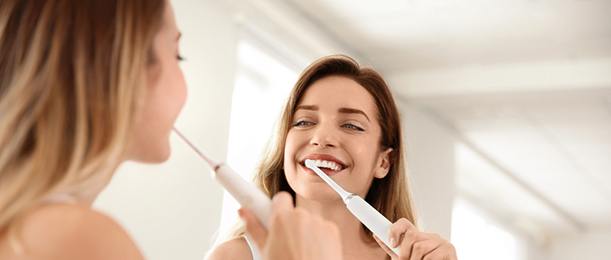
[374,148,393,179]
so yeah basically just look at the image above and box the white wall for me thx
[541,230,611,260]
[94,1,239,259]
[401,103,456,238]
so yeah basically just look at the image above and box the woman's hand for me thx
[239,192,343,260]
[373,218,457,260]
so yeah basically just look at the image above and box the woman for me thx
[212,55,458,260]
[0,1,341,259]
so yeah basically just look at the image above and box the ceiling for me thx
[286,0,611,238]
[288,0,611,71]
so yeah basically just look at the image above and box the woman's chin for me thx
[295,185,344,203]
[149,146,172,163]
[127,144,172,164]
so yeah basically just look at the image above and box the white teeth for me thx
[310,159,342,171]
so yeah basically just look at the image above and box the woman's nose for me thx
[309,123,338,148]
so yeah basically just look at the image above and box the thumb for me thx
[271,191,294,213]
[239,208,267,251]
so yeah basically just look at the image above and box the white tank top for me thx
[244,234,262,260]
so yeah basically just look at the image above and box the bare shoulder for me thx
[207,236,252,260]
[13,204,144,259]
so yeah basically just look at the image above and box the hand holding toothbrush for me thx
[239,192,343,260]
[373,218,457,260]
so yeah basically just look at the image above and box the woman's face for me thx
[283,76,392,201]
[127,1,187,163]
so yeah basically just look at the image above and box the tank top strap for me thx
[244,234,262,260]
[40,193,78,204]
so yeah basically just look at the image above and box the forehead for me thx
[298,76,378,114]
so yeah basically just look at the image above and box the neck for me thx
[295,195,386,259]
[55,161,121,206]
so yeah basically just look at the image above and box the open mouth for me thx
[299,158,348,176]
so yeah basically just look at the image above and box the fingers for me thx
[239,192,296,254]
[409,239,441,260]
[263,192,343,260]
[389,218,417,247]
[265,192,301,259]
[397,232,438,260]
[267,192,295,247]
[271,191,294,213]
[373,234,398,258]
[423,243,457,260]
[238,208,268,251]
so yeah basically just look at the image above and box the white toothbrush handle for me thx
[345,195,400,255]
[214,164,272,228]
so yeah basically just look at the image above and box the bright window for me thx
[451,198,525,260]
[216,39,298,242]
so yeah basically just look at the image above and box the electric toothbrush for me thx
[173,128,272,228]
[305,159,400,255]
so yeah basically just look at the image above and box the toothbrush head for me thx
[304,159,351,200]
[305,159,315,169]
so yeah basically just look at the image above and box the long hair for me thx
[234,55,417,241]
[0,0,165,241]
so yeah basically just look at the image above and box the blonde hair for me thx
[233,55,417,242]
[0,0,165,241]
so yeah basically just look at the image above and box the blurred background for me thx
[94,0,611,259]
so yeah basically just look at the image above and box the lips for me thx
[299,154,348,176]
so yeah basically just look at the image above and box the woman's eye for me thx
[342,123,365,131]
[293,120,314,127]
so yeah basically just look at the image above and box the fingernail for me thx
[390,237,396,246]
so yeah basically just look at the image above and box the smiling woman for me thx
[210,55,457,260]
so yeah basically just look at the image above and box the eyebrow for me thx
[295,105,317,111]
[338,107,370,122]
[295,105,370,122]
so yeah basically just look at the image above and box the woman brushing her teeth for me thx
[210,55,457,260]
